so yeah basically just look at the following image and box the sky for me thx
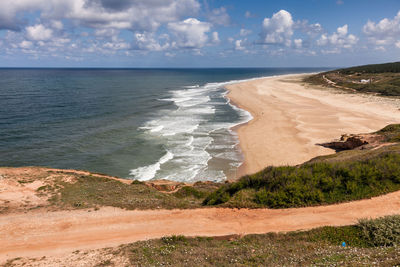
[0,0,399,68]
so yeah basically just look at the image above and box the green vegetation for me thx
[337,61,400,74]
[305,61,400,96]
[35,171,222,210]
[204,148,400,208]
[43,174,203,210]
[36,124,400,211]
[359,215,400,247]
[376,124,400,142]
[9,216,400,266]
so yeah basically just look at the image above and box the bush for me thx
[359,215,400,247]
[203,153,400,208]
[173,186,206,199]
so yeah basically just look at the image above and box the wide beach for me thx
[226,74,400,177]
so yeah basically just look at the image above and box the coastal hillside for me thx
[3,125,400,214]
[204,124,400,208]
[305,61,400,96]
[2,124,400,266]
[2,124,400,214]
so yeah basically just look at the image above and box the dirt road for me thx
[2,190,400,261]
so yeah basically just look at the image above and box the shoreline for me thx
[226,73,400,177]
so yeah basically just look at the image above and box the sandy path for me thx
[2,190,400,261]
[226,74,400,177]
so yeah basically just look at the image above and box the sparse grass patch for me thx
[97,217,400,266]
[46,174,203,210]
[304,62,400,96]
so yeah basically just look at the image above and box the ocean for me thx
[0,68,326,182]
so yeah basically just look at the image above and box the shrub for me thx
[173,186,206,199]
[359,215,400,247]
[203,153,400,208]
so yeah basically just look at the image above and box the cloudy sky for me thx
[0,0,399,67]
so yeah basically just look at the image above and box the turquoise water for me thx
[0,68,327,181]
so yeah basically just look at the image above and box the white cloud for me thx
[212,31,220,44]
[240,29,252,37]
[168,18,212,49]
[337,24,348,36]
[165,52,175,57]
[51,20,63,30]
[294,39,302,49]
[396,41,400,49]
[295,20,323,36]
[63,0,201,31]
[26,24,53,41]
[133,32,169,51]
[235,39,245,50]
[363,11,400,48]
[375,46,386,52]
[245,11,255,18]
[0,0,201,32]
[260,10,293,46]
[103,41,130,51]
[207,7,230,26]
[0,0,46,30]
[317,24,358,49]
[317,34,328,46]
[19,40,33,49]
[0,0,207,57]
[94,28,120,38]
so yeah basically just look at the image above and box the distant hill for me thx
[338,61,400,74]
[305,62,400,96]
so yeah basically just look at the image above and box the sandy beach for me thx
[226,74,400,177]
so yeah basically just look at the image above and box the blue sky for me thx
[0,0,399,67]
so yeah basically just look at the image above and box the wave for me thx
[129,151,174,181]
[133,76,262,182]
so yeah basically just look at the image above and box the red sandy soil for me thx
[1,189,400,261]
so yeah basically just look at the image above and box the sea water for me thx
[0,68,326,182]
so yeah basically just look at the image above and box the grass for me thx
[203,146,400,208]
[376,124,400,142]
[304,61,400,96]
[43,174,205,210]
[9,216,399,266]
[110,216,400,266]
[35,124,400,211]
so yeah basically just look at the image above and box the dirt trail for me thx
[2,190,400,261]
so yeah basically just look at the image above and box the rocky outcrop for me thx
[319,134,369,151]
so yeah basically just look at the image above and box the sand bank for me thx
[226,74,400,177]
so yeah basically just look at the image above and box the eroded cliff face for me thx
[319,133,386,151]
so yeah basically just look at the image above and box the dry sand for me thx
[2,190,400,261]
[226,74,400,177]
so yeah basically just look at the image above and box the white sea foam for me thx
[184,84,200,88]
[129,151,174,181]
[133,75,273,182]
